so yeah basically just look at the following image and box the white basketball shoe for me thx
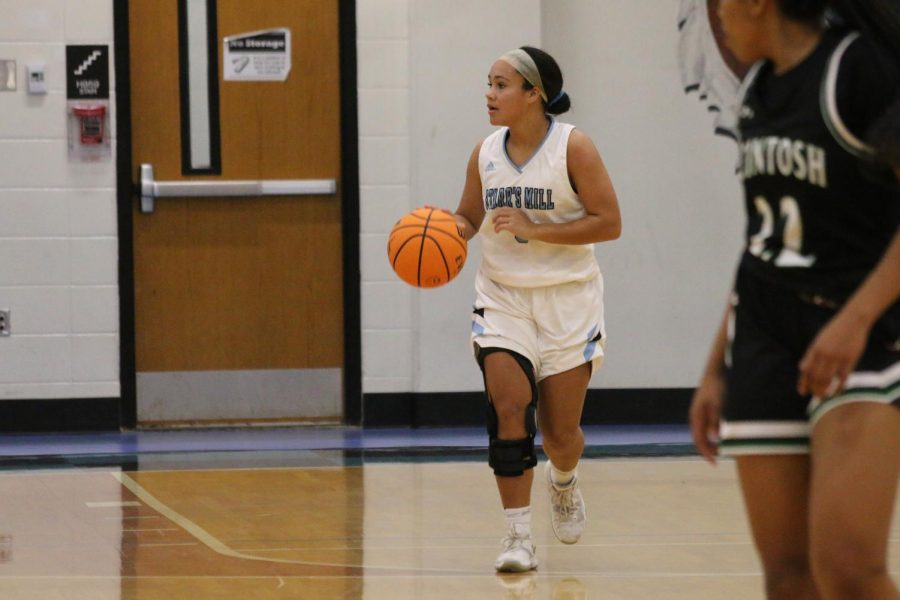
[546,461,586,544]
[495,523,538,572]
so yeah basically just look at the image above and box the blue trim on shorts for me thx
[583,325,599,362]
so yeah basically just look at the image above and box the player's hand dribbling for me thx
[424,204,475,240]
[690,373,724,465]
[798,310,870,398]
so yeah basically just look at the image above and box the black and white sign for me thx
[66,45,109,99]
[224,28,291,81]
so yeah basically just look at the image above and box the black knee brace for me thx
[477,346,539,477]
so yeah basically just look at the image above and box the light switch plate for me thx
[26,63,46,94]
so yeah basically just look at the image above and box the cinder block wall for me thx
[0,0,119,401]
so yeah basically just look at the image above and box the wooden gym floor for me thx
[0,427,896,599]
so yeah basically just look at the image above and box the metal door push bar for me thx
[139,163,337,213]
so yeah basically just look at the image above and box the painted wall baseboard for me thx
[362,388,693,428]
[0,398,120,432]
[0,388,693,432]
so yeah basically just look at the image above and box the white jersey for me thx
[477,119,599,288]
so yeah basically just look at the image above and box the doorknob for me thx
[138,163,336,213]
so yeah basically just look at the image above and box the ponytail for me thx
[519,46,571,116]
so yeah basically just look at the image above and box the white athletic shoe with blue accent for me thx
[546,462,586,544]
[495,523,538,572]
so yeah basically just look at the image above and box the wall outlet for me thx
[0,310,9,337]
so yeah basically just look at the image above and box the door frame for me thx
[113,0,361,429]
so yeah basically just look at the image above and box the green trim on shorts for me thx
[720,437,809,456]
[832,383,900,402]
[809,378,900,423]
[810,397,899,430]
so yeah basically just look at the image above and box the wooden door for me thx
[129,0,343,425]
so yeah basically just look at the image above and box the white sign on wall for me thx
[224,28,291,81]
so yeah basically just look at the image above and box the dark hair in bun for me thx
[520,46,571,115]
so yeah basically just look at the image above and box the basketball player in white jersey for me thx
[448,46,621,572]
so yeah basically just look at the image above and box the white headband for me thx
[498,49,547,103]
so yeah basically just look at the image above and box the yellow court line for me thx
[110,471,475,574]
[112,471,266,562]
[106,471,899,578]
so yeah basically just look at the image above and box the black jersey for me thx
[737,29,899,303]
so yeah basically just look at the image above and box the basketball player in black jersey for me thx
[688,1,900,598]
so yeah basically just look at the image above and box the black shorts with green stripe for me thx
[720,262,900,456]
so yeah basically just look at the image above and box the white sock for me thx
[504,506,532,536]
[549,461,577,489]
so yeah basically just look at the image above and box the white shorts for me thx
[471,270,606,381]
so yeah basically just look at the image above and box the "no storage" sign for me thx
[224,28,291,82]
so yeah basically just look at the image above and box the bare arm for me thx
[491,129,621,244]
[700,306,730,382]
[839,228,900,326]
[690,303,730,464]
[798,226,900,396]
[450,142,486,241]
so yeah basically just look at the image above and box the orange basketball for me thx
[387,207,467,288]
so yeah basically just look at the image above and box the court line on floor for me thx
[135,542,199,547]
[110,471,900,579]
[111,471,475,574]
[236,541,754,552]
[109,471,762,576]
[236,537,900,553]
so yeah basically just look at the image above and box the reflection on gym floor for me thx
[0,426,895,599]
